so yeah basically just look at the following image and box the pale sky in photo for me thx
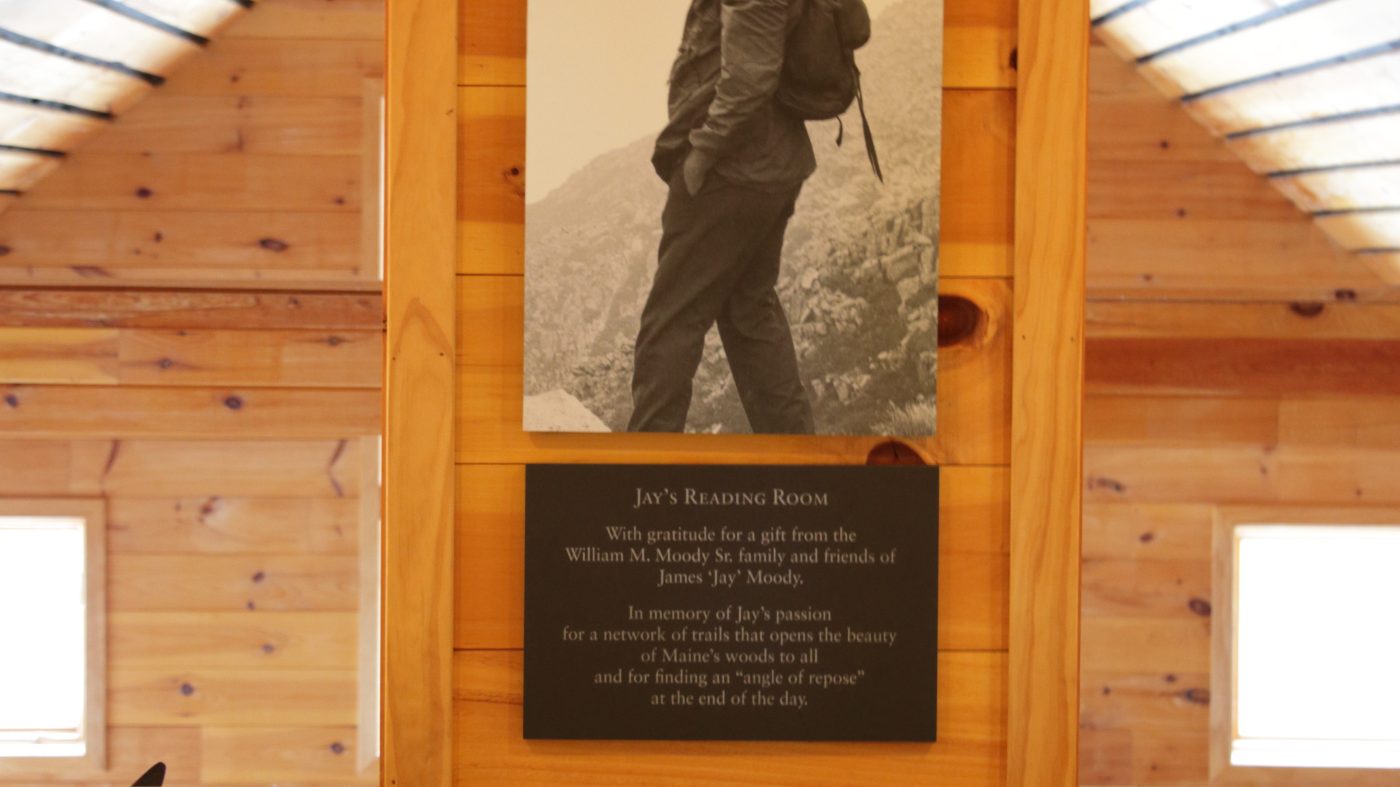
[527,0,907,202]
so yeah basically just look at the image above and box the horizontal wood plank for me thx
[1082,502,1216,562]
[109,497,359,555]
[1086,337,1400,396]
[224,0,384,40]
[87,96,365,155]
[110,668,357,726]
[200,725,376,784]
[459,87,1014,278]
[1087,299,1400,339]
[1079,618,1209,673]
[0,727,199,784]
[457,276,1008,465]
[110,611,358,669]
[0,384,381,438]
[0,438,361,498]
[0,209,366,276]
[163,39,383,97]
[1081,558,1211,619]
[16,153,360,212]
[1085,395,1279,447]
[0,327,381,387]
[1087,215,1398,300]
[453,649,1007,785]
[1085,444,1400,504]
[0,289,382,330]
[110,555,358,612]
[455,464,1009,652]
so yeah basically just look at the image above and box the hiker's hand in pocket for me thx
[683,148,714,196]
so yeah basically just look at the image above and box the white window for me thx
[0,500,105,774]
[1213,510,1400,783]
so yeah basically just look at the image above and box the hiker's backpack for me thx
[776,0,884,182]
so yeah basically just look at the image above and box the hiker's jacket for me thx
[653,0,817,189]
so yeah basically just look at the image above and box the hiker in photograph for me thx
[628,0,876,434]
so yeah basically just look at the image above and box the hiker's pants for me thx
[628,170,814,434]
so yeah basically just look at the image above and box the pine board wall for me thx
[442,0,1085,784]
[0,2,385,784]
[1079,40,1400,786]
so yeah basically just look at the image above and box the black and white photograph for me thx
[523,0,944,435]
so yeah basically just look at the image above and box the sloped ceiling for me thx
[1092,0,1400,284]
[0,0,248,205]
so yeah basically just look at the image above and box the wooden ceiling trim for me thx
[0,147,62,191]
[1097,0,1294,61]
[0,38,150,114]
[1227,111,1400,173]
[1125,0,1400,98]
[103,0,249,40]
[1186,50,1400,133]
[1361,251,1400,285]
[0,0,201,77]
[1315,209,1400,250]
[0,102,104,152]
[1272,162,1400,212]
[1092,0,1153,26]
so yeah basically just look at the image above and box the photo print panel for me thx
[523,0,944,436]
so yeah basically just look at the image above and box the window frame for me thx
[0,498,106,775]
[1211,505,1400,785]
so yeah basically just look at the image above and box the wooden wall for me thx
[1079,40,1400,786]
[0,0,384,289]
[443,0,1084,783]
[0,3,385,785]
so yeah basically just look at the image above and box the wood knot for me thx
[1188,597,1212,617]
[1138,531,1155,543]
[326,335,344,346]
[329,742,346,755]
[179,682,195,696]
[865,440,927,466]
[261,643,276,654]
[157,358,174,370]
[224,395,244,410]
[1181,688,1209,706]
[135,186,153,198]
[152,232,163,243]
[258,237,290,252]
[1088,476,1126,493]
[1008,47,1018,70]
[3,393,17,408]
[937,294,982,347]
[1335,288,1357,302]
[251,570,266,583]
[1289,301,1325,318]
[0,244,11,255]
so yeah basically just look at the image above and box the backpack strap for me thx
[852,62,883,183]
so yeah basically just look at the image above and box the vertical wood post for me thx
[1009,0,1088,783]
[384,0,457,784]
